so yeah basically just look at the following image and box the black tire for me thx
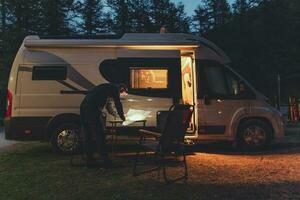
[51,123,81,154]
[237,119,273,151]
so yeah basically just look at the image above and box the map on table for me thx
[122,109,151,126]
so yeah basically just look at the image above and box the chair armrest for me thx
[139,129,162,138]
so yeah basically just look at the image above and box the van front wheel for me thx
[51,123,81,154]
[237,119,272,151]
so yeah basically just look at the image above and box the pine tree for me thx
[150,0,190,33]
[130,0,153,32]
[77,0,105,35]
[193,4,210,35]
[6,0,44,35]
[233,0,263,15]
[150,0,170,32]
[201,0,231,29]
[172,2,190,33]
[233,0,250,15]
[0,0,7,33]
[106,0,132,33]
[40,0,74,36]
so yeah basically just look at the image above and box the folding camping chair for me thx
[133,104,194,184]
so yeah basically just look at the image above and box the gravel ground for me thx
[182,134,300,199]
[0,127,299,199]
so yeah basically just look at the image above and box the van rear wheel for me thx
[237,119,272,151]
[51,123,81,154]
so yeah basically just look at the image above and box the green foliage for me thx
[106,0,132,33]
[76,0,108,35]
[204,0,300,100]
[193,0,231,34]
[40,0,74,36]
[107,0,190,33]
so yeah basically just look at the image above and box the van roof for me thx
[23,33,231,63]
[25,33,207,47]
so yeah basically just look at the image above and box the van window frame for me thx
[99,58,181,98]
[197,60,256,100]
[32,66,67,81]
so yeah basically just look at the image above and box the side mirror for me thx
[203,95,211,105]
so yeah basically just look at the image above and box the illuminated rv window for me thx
[130,68,168,89]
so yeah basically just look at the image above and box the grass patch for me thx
[0,142,200,200]
[1,142,299,199]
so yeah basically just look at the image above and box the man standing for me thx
[80,83,127,168]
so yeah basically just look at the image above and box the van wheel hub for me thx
[243,125,266,147]
[57,129,79,152]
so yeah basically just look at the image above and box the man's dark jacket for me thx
[80,83,125,121]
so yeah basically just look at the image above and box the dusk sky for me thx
[171,0,235,16]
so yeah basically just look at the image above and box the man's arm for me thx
[112,88,126,121]
[105,98,118,118]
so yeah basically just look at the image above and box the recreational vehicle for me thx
[4,33,285,153]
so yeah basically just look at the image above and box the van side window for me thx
[204,65,227,96]
[100,58,181,98]
[225,69,244,96]
[130,68,168,89]
[32,66,67,80]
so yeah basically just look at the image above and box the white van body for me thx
[4,33,285,152]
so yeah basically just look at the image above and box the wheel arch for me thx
[46,113,81,140]
[235,116,274,140]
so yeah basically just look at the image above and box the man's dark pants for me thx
[80,104,108,161]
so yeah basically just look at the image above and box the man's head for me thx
[119,83,128,97]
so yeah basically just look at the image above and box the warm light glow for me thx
[131,68,168,89]
[120,45,199,50]
[127,113,146,121]
[127,99,138,102]
[181,56,193,105]
[122,109,151,126]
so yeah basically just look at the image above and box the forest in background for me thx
[0,0,300,118]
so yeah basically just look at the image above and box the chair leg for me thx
[183,151,188,179]
[162,153,170,184]
[162,149,188,184]
[133,148,162,176]
[133,148,141,176]
[154,152,161,179]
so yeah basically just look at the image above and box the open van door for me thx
[181,53,197,136]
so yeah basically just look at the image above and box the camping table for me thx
[108,119,147,154]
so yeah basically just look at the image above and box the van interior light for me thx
[127,99,137,102]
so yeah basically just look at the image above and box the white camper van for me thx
[4,33,284,153]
